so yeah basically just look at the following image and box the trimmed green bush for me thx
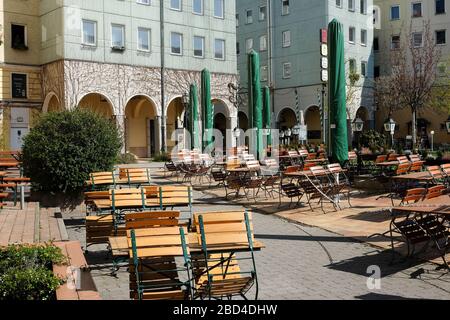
[0,244,67,300]
[153,152,170,162]
[22,109,122,193]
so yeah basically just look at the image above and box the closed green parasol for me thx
[248,50,263,159]
[189,83,200,150]
[328,19,348,165]
[201,69,213,151]
[263,86,272,148]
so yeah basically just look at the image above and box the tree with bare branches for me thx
[374,21,448,148]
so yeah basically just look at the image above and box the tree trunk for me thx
[412,108,417,150]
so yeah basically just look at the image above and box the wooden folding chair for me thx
[129,227,193,300]
[192,211,258,300]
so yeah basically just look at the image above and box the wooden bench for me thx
[53,241,101,300]
[85,171,116,190]
[118,168,152,187]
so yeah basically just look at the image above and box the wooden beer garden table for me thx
[376,161,399,167]
[392,195,450,216]
[391,171,441,185]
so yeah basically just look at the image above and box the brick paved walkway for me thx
[63,165,450,300]
[0,203,66,245]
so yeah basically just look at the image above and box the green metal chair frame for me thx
[196,211,258,300]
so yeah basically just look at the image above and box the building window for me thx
[374,37,379,50]
[111,24,125,48]
[391,35,400,50]
[170,0,181,10]
[360,0,367,14]
[259,6,267,21]
[236,42,240,55]
[82,20,96,46]
[260,66,268,81]
[374,66,380,78]
[136,0,150,4]
[390,5,400,20]
[11,24,27,50]
[193,36,204,57]
[137,27,151,51]
[214,39,225,60]
[336,0,342,8]
[282,30,291,47]
[236,14,239,27]
[349,59,356,74]
[348,0,355,11]
[246,10,253,24]
[282,0,289,15]
[361,29,367,45]
[193,0,203,14]
[412,2,422,17]
[436,30,446,45]
[361,61,367,76]
[246,38,253,52]
[171,32,183,55]
[436,0,446,14]
[11,73,27,99]
[412,32,423,47]
[282,62,292,78]
[214,0,224,18]
[259,35,267,51]
[349,27,356,43]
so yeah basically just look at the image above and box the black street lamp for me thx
[353,117,364,132]
[384,117,396,148]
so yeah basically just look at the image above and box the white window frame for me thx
[170,32,183,55]
[412,2,422,18]
[412,32,423,47]
[259,34,267,51]
[259,5,267,21]
[349,26,356,44]
[360,29,367,46]
[361,61,368,76]
[82,19,97,46]
[436,29,447,45]
[111,24,125,48]
[246,9,253,24]
[282,62,292,79]
[213,0,224,19]
[137,27,151,52]
[193,35,205,58]
[170,0,182,11]
[360,0,367,14]
[336,0,343,8]
[282,0,290,15]
[390,5,400,20]
[245,38,253,53]
[214,38,225,60]
[282,30,291,47]
[391,35,400,50]
[136,0,150,5]
[348,0,355,12]
[192,0,203,15]
[436,0,446,14]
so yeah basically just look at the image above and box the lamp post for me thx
[430,130,435,152]
[446,116,450,134]
[352,117,364,149]
[181,91,189,149]
[384,118,396,149]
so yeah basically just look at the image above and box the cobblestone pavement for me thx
[64,164,450,300]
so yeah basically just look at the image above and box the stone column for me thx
[115,115,126,154]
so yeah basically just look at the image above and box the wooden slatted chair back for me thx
[424,185,446,200]
[158,185,192,207]
[284,166,300,174]
[395,162,411,175]
[427,166,443,180]
[400,188,426,205]
[119,168,151,185]
[193,211,254,245]
[241,153,255,162]
[245,160,261,171]
[262,158,278,167]
[125,211,180,230]
[298,149,309,157]
[226,159,241,170]
[387,154,399,161]
[128,227,191,300]
[441,164,450,176]
[303,162,318,171]
[396,156,410,164]
[288,150,298,157]
[306,153,316,160]
[327,163,343,174]
[348,151,358,161]
[310,165,327,176]
[88,171,115,189]
[375,155,387,163]
[409,154,422,162]
[110,188,145,211]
